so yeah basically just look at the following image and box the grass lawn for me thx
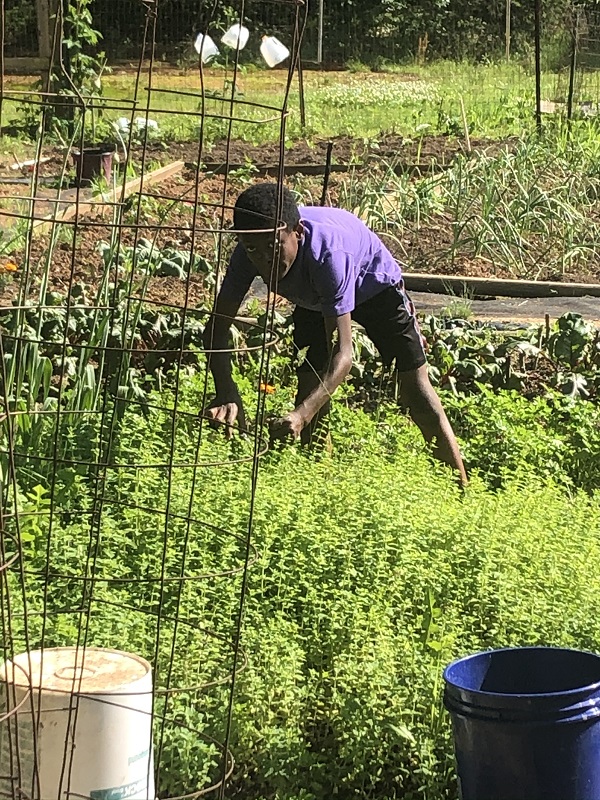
[3,59,600,155]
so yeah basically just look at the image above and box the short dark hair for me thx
[233,183,300,232]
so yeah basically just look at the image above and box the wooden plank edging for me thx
[32,160,186,235]
[198,162,451,177]
[404,272,600,299]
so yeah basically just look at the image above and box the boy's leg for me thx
[353,282,467,485]
[398,364,467,486]
[292,306,331,447]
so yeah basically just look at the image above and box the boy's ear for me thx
[294,221,304,238]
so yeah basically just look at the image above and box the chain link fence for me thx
[574,4,600,107]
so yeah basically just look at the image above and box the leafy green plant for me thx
[229,159,260,186]
[14,483,51,544]
[4,325,600,799]
[438,283,475,321]
[423,313,600,400]
[51,0,109,138]
[443,386,600,491]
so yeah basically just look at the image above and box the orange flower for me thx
[260,383,276,395]
[1,261,18,273]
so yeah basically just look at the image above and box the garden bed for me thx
[2,131,600,314]
[0,133,507,181]
[159,132,516,169]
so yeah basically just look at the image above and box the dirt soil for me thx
[0,170,244,308]
[0,132,497,239]
[0,131,513,218]
[163,133,517,168]
[0,132,513,180]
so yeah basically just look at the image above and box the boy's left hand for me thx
[269,410,306,441]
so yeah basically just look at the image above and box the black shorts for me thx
[293,281,427,375]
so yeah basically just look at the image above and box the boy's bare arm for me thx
[202,296,246,436]
[270,313,353,440]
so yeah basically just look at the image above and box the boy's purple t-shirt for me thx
[219,206,403,316]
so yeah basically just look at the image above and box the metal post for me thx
[298,51,306,128]
[320,141,333,206]
[567,7,579,120]
[505,0,511,61]
[534,0,542,133]
[36,0,52,90]
[317,0,324,64]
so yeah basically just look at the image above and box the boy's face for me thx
[238,221,303,284]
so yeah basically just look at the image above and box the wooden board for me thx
[404,272,600,299]
[3,57,48,73]
[32,160,186,235]
[199,162,451,177]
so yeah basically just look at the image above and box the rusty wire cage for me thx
[0,0,307,796]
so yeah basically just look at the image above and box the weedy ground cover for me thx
[2,297,600,799]
[3,365,600,799]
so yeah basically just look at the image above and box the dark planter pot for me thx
[71,143,116,187]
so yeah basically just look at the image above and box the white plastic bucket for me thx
[0,647,155,800]
[221,23,249,51]
[194,32,219,63]
[260,36,290,68]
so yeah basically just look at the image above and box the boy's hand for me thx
[202,394,247,439]
[269,410,306,441]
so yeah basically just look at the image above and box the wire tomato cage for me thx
[0,0,307,796]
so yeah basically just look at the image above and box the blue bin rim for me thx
[443,646,600,699]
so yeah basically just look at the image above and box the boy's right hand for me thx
[202,394,247,439]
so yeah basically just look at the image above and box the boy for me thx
[203,183,467,485]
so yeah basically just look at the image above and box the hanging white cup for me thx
[194,32,220,63]
[260,35,290,68]
[221,23,250,50]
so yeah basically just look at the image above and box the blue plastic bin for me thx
[444,647,600,800]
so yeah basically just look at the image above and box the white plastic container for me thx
[194,32,219,63]
[260,36,290,68]
[221,23,249,51]
[0,648,155,800]
[135,117,159,130]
